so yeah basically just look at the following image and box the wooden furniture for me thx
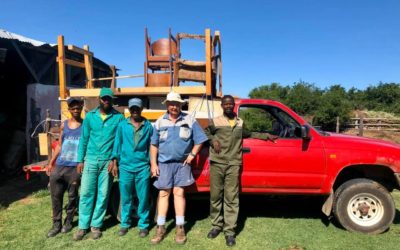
[174,29,222,96]
[144,28,178,87]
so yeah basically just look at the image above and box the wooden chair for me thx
[144,28,178,87]
[173,29,222,96]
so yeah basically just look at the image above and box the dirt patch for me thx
[17,197,36,205]
[0,174,48,207]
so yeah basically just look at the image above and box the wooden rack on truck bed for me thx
[23,28,223,178]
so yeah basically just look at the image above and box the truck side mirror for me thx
[301,125,311,139]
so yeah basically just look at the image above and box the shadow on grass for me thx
[392,209,400,225]
[0,173,49,208]
[183,194,327,236]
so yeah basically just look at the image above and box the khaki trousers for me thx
[209,161,240,236]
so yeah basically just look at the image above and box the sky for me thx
[2,0,400,97]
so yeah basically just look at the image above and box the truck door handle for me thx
[242,147,251,153]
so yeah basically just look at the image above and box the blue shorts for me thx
[153,162,195,189]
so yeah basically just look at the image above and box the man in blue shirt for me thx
[112,98,153,238]
[150,91,208,245]
[46,97,83,237]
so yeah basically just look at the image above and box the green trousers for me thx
[78,159,113,229]
[209,161,240,236]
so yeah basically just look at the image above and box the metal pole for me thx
[45,109,52,163]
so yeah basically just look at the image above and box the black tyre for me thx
[108,181,156,222]
[333,178,395,234]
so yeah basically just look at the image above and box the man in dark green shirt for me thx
[205,95,276,247]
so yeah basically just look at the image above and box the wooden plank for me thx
[67,45,93,56]
[57,35,69,121]
[109,65,116,88]
[92,74,144,81]
[83,45,94,88]
[62,58,85,68]
[205,28,212,96]
[177,33,205,40]
[69,86,207,97]
[38,133,48,155]
[350,123,400,127]
[142,110,166,120]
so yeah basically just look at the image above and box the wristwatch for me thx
[189,152,196,157]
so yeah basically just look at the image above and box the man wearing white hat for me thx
[150,91,208,245]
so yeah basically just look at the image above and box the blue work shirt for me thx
[151,112,208,163]
[77,107,124,162]
[112,117,153,172]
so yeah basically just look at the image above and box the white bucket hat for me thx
[162,91,186,104]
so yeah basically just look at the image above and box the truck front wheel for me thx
[333,178,395,234]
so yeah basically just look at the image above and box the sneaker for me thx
[118,228,129,236]
[73,229,87,241]
[61,220,73,233]
[175,225,187,245]
[150,225,166,244]
[47,221,62,237]
[91,227,102,240]
[139,228,149,238]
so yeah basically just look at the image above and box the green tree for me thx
[363,82,400,114]
[285,81,322,116]
[248,82,290,102]
[347,87,366,110]
[314,85,352,131]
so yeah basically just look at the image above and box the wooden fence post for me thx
[336,116,340,133]
[359,115,364,136]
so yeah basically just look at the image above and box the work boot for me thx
[91,227,102,240]
[118,228,129,236]
[225,235,236,247]
[175,225,187,245]
[61,218,73,233]
[207,228,222,239]
[150,225,166,244]
[139,228,149,238]
[47,221,62,237]
[73,229,87,241]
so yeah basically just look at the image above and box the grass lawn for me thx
[1,180,400,250]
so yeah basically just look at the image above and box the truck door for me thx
[238,105,326,191]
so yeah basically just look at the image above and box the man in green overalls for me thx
[73,88,124,240]
[205,95,277,247]
[112,98,153,237]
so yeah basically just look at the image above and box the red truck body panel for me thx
[188,98,400,195]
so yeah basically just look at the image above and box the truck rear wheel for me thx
[333,178,395,234]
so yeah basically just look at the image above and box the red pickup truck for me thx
[184,98,399,234]
[109,98,399,234]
